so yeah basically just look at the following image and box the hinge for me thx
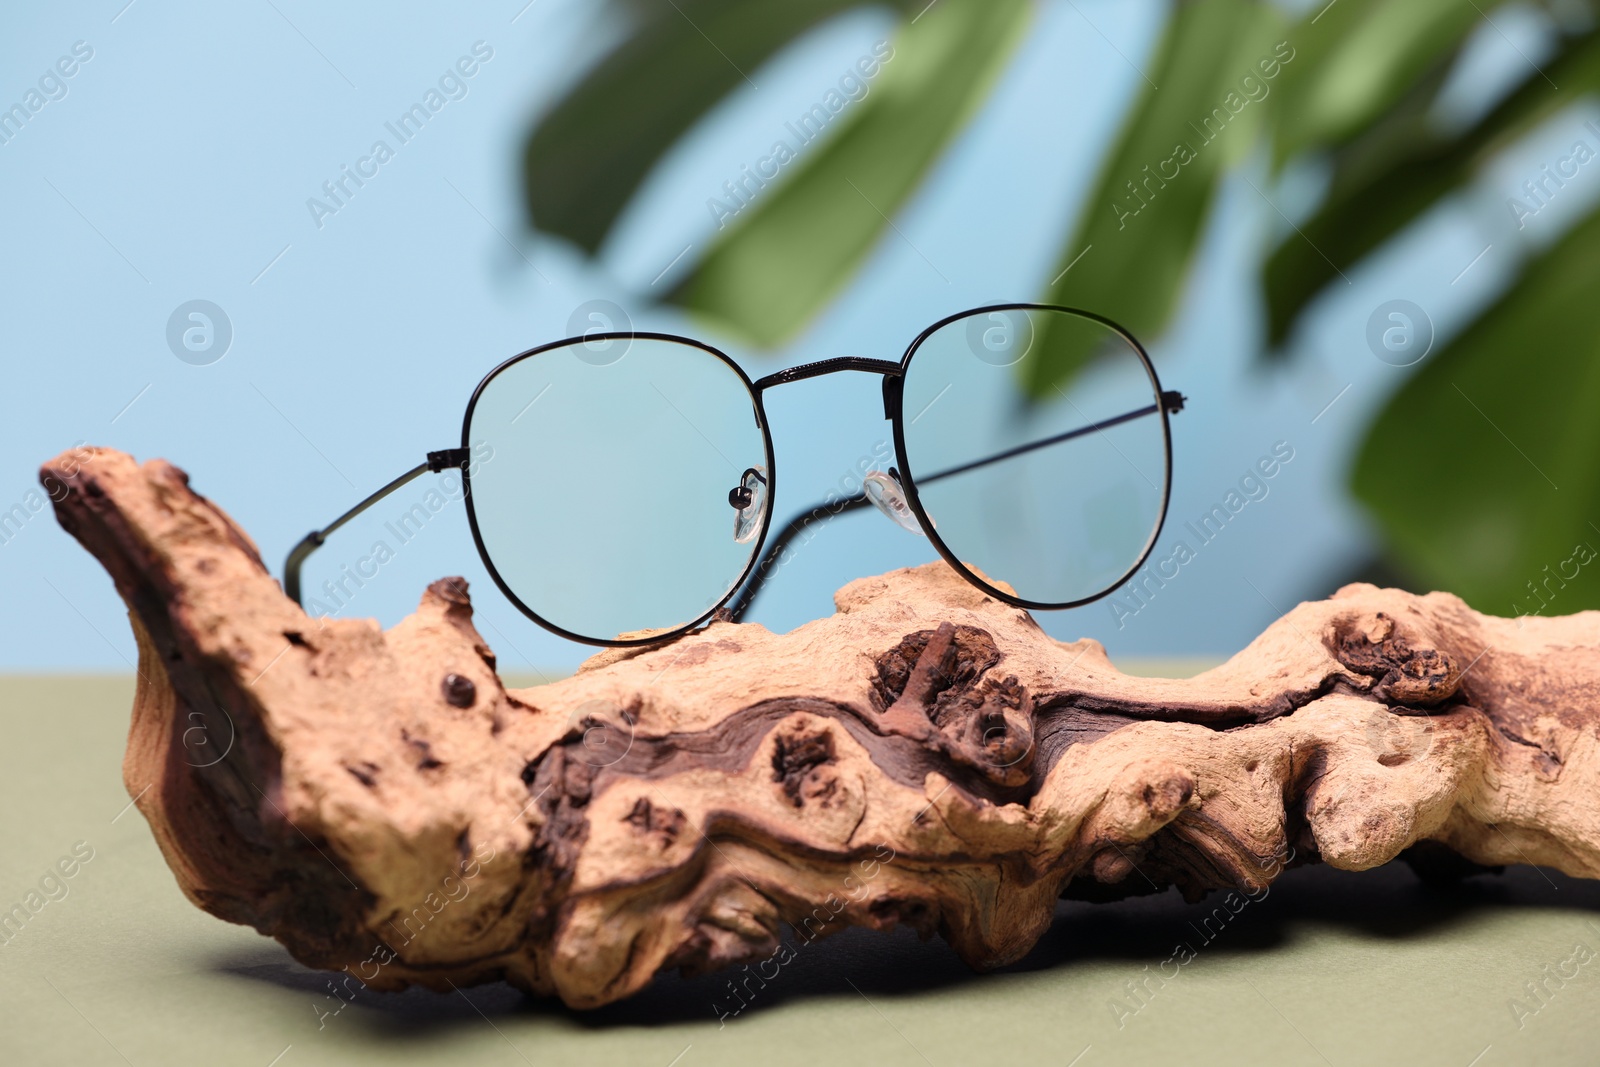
[427,447,471,472]
[1161,390,1187,414]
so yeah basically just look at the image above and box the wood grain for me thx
[44,446,1600,1008]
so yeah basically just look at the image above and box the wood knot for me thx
[870,623,1034,786]
[771,720,840,808]
[871,623,1000,713]
[442,673,476,708]
[622,796,684,849]
[1140,775,1193,821]
[1330,611,1462,707]
[944,676,1035,788]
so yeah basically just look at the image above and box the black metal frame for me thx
[460,333,776,648]
[283,303,1183,648]
[892,302,1178,613]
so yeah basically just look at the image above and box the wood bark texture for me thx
[42,446,1600,1009]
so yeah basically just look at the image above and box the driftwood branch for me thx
[43,446,1600,1009]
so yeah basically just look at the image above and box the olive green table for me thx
[5,676,1599,1066]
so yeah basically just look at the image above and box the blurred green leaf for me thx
[519,0,1600,618]
[666,0,1032,345]
[522,0,908,254]
[1024,0,1283,396]
[1268,0,1492,164]
[1351,202,1600,613]
[1262,26,1600,348]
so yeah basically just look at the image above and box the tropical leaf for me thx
[1262,25,1600,348]
[516,0,1600,620]
[1267,0,1493,164]
[1350,202,1600,614]
[522,0,908,254]
[665,0,1033,345]
[1024,0,1283,396]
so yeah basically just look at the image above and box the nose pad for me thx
[863,468,925,535]
[729,466,768,543]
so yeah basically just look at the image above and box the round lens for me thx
[898,306,1169,607]
[466,336,770,643]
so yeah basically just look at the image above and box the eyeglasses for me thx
[285,303,1184,647]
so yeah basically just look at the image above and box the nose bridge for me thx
[750,356,901,394]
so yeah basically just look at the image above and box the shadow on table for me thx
[214,859,1600,1034]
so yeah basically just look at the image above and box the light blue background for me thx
[0,0,1588,673]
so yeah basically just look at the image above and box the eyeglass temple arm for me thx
[728,390,1185,621]
[283,448,471,607]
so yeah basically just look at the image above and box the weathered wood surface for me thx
[43,446,1600,1008]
